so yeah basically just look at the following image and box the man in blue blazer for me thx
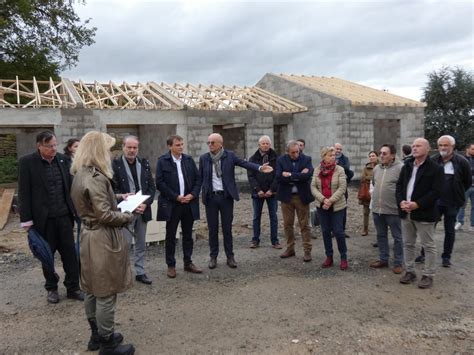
[276,140,315,262]
[112,136,156,285]
[199,133,273,269]
[156,135,202,278]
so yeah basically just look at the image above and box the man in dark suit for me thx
[112,136,156,285]
[199,133,273,269]
[247,135,281,249]
[18,130,83,304]
[156,135,202,278]
[396,138,444,289]
[276,140,315,262]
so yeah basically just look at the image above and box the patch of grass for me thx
[0,157,18,183]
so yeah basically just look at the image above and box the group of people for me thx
[18,130,473,355]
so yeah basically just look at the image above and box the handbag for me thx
[357,181,371,203]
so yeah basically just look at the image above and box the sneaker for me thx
[418,275,433,289]
[442,258,452,268]
[454,222,462,231]
[400,272,417,284]
[415,255,425,264]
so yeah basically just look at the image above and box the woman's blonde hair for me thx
[320,146,336,159]
[71,131,116,179]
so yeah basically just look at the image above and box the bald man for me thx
[199,133,273,269]
[396,138,444,289]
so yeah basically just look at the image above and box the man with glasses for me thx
[369,144,403,274]
[199,133,273,269]
[18,130,83,304]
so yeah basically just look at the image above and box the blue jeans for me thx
[372,213,403,266]
[457,186,474,227]
[252,196,279,245]
[318,208,347,260]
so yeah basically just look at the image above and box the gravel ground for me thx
[1,186,473,354]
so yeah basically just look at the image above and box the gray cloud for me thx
[63,1,473,100]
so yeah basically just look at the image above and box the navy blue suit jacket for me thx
[155,152,201,221]
[112,156,156,223]
[276,154,315,205]
[199,150,260,205]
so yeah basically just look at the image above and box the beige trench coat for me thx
[311,165,347,212]
[71,166,133,297]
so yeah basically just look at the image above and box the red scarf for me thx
[319,161,336,198]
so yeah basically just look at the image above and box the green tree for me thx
[422,66,474,150]
[0,0,96,79]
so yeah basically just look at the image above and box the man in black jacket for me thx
[18,131,83,304]
[415,135,471,267]
[247,135,281,249]
[396,138,444,289]
[112,136,156,285]
[156,135,202,278]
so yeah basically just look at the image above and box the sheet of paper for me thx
[118,191,150,213]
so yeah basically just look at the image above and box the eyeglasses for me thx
[42,144,57,149]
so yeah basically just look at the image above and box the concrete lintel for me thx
[0,108,62,126]
[96,109,187,125]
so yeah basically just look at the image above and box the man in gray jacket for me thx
[369,144,404,274]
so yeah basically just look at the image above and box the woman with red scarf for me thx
[311,146,348,270]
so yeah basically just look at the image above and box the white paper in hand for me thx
[118,190,150,213]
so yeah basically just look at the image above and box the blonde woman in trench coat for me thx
[71,131,135,355]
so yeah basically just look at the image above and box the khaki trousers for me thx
[281,195,312,252]
[401,216,437,277]
[85,293,117,337]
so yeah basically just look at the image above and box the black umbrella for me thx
[27,228,59,282]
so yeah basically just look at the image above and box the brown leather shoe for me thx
[361,230,368,236]
[418,275,433,289]
[392,265,403,274]
[184,263,202,274]
[249,241,259,249]
[280,249,295,258]
[272,243,283,249]
[303,251,312,262]
[370,260,389,269]
[226,256,237,268]
[167,267,176,278]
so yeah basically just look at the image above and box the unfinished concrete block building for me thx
[0,74,425,181]
[256,74,425,178]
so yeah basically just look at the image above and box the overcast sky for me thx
[63,0,473,101]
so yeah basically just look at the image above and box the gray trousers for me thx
[401,216,437,277]
[123,214,147,276]
[85,293,117,337]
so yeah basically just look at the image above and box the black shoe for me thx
[67,289,85,301]
[47,290,59,304]
[415,255,425,264]
[135,274,152,285]
[226,256,237,268]
[372,242,378,248]
[88,318,123,351]
[99,335,135,355]
[208,257,217,269]
[442,258,452,268]
[345,234,351,239]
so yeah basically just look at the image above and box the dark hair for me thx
[64,138,80,156]
[402,144,411,156]
[36,130,55,144]
[166,134,183,146]
[296,138,305,145]
[382,144,397,155]
[368,150,379,157]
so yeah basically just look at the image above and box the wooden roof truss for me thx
[0,77,307,113]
